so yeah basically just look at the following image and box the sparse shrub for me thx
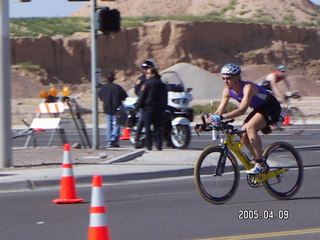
[17,62,41,72]
[282,13,296,25]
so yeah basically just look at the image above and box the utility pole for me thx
[0,0,12,167]
[90,0,99,149]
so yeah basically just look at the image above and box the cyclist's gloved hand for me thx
[210,114,222,123]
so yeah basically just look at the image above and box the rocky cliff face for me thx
[11,21,320,88]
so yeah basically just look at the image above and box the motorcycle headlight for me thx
[172,98,188,105]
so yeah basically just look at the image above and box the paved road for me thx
[1,168,320,240]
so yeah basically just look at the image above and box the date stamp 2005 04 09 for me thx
[238,209,289,220]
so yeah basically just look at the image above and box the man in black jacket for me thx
[134,60,157,148]
[99,72,128,148]
[136,67,168,150]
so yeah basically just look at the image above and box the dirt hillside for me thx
[73,0,320,26]
[11,20,320,86]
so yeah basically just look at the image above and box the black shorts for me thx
[244,94,281,126]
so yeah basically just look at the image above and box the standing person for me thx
[260,64,291,102]
[134,59,157,148]
[207,63,282,174]
[134,59,157,96]
[136,67,168,150]
[99,72,127,148]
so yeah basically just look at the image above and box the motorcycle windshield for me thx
[161,71,185,92]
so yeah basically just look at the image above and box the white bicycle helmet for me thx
[141,59,157,69]
[220,63,241,75]
[277,64,286,72]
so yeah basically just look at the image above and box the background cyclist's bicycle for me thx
[278,91,306,136]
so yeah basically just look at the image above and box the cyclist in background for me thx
[207,63,282,174]
[260,64,291,102]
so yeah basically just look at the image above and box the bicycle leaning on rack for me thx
[194,116,304,205]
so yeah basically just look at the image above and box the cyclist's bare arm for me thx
[214,87,230,115]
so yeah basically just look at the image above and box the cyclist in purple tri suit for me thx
[207,63,282,174]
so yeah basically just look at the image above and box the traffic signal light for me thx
[98,7,121,34]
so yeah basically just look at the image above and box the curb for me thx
[0,179,36,191]
[0,149,193,192]
[102,149,145,164]
[0,168,195,192]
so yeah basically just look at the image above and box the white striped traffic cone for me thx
[53,143,84,204]
[88,175,111,240]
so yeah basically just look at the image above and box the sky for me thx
[9,0,320,18]
[9,0,86,18]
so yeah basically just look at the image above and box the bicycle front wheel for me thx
[282,107,306,135]
[194,146,240,205]
[262,142,303,200]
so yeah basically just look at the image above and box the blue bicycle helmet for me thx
[220,63,241,75]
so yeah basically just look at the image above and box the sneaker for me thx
[246,162,269,175]
[111,142,120,148]
[105,143,112,148]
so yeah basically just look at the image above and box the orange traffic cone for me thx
[53,143,84,204]
[283,114,292,126]
[88,175,111,240]
[119,127,130,140]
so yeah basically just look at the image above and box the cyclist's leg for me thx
[244,113,266,160]
[241,111,266,161]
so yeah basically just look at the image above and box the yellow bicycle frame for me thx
[221,132,288,183]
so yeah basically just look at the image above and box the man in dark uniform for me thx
[136,67,168,150]
[134,60,157,148]
[134,59,157,96]
[99,72,128,148]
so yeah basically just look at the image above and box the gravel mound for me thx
[163,63,224,104]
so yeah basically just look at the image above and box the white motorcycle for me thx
[124,70,193,149]
[161,70,193,149]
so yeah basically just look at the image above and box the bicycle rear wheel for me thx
[194,146,240,205]
[262,142,303,200]
[282,107,306,135]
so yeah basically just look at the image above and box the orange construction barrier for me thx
[283,114,292,126]
[119,127,130,140]
[88,175,111,240]
[53,143,84,204]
